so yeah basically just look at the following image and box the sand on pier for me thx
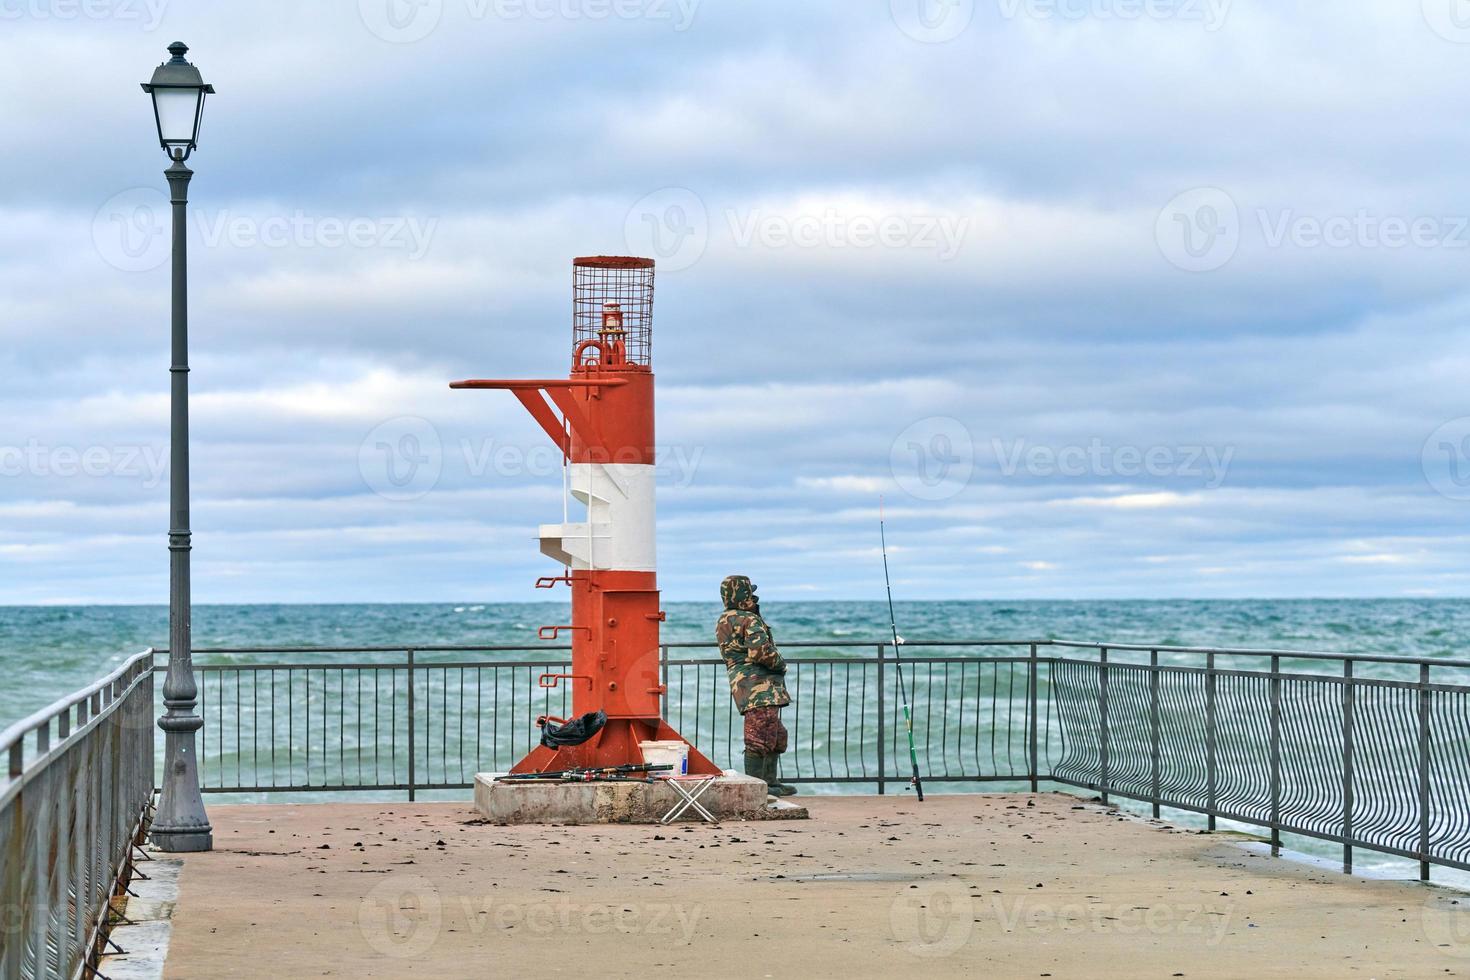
[158,794,1470,978]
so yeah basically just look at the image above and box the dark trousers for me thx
[743,706,788,756]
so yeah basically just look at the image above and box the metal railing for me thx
[177,642,1042,798]
[1045,640,1470,881]
[1,649,156,980]
[664,642,1040,787]
[158,637,1470,882]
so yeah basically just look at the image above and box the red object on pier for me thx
[450,256,718,776]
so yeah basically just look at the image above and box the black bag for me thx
[538,710,607,748]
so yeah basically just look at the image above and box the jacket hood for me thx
[720,575,758,611]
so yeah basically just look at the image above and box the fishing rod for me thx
[495,763,672,782]
[506,774,660,784]
[879,496,925,802]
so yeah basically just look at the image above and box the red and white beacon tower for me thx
[451,256,718,775]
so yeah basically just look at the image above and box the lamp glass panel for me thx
[154,88,201,145]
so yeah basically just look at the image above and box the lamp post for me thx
[143,41,214,853]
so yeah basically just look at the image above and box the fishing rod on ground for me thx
[879,496,925,802]
[494,763,673,782]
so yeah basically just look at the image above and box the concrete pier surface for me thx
[161,794,1470,978]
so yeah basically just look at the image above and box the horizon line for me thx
[0,596,1465,609]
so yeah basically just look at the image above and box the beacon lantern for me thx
[451,256,718,775]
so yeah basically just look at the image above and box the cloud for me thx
[1053,492,1199,510]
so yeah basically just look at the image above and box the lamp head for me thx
[142,42,215,161]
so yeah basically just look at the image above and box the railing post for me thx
[1206,651,1217,831]
[1099,647,1109,804]
[1150,649,1161,819]
[30,720,52,979]
[877,643,886,796]
[1269,654,1281,857]
[1419,662,1431,883]
[32,711,53,970]
[1342,659,1354,875]
[1029,643,1039,793]
[407,650,416,802]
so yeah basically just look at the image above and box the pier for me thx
[137,795,1465,977]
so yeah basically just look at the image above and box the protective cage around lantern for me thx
[573,256,655,367]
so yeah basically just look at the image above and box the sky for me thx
[3,0,1470,603]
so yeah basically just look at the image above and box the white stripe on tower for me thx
[539,462,656,572]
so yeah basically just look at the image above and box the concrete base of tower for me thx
[473,771,808,824]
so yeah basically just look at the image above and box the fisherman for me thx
[715,575,796,796]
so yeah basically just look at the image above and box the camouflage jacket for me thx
[715,575,791,715]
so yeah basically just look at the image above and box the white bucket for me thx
[639,740,690,777]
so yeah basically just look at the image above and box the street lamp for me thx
[142,41,214,853]
[143,41,213,162]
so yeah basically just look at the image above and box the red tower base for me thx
[509,718,721,775]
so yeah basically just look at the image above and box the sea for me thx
[3,599,1466,881]
[5,598,1467,724]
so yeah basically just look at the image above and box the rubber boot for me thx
[766,755,797,797]
[744,750,771,793]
